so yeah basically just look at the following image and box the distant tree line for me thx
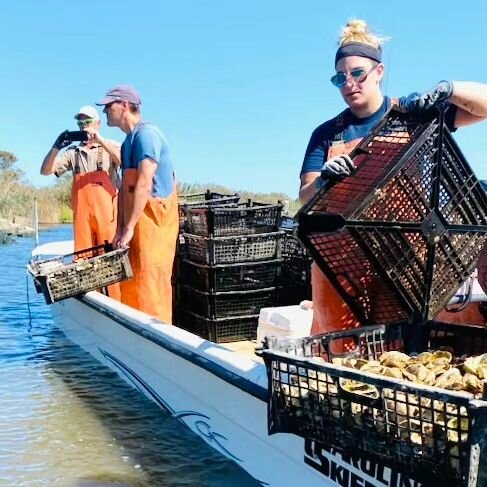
[0,150,72,225]
[0,150,302,226]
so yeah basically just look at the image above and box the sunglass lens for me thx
[331,73,346,87]
[76,119,93,128]
[351,69,367,82]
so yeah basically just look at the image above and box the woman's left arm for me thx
[451,81,487,127]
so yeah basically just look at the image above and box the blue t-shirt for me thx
[122,121,175,198]
[300,96,457,176]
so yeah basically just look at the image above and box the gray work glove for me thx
[398,80,453,116]
[53,130,71,150]
[321,154,356,182]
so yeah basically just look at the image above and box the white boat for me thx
[31,241,487,487]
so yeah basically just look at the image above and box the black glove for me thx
[321,154,356,182]
[53,130,71,150]
[398,80,453,116]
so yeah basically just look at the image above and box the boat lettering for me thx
[304,440,423,487]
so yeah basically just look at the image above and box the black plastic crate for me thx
[179,258,281,292]
[178,309,259,343]
[280,232,312,285]
[179,284,278,318]
[183,231,285,265]
[178,190,240,205]
[297,108,487,331]
[260,322,487,487]
[27,243,133,304]
[183,200,283,237]
[178,191,240,230]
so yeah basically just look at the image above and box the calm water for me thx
[0,225,258,487]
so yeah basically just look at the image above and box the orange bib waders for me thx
[119,168,179,324]
[72,167,120,301]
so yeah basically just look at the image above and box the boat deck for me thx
[222,340,263,363]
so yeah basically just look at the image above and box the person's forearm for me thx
[299,177,322,204]
[40,147,59,175]
[450,81,487,118]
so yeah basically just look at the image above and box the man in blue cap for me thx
[96,85,179,324]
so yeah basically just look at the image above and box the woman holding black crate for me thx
[299,18,487,338]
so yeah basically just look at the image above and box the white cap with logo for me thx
[74,105,100,120]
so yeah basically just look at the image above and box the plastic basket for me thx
[280,232,312,285]
[179,258,281,292]
[180,284,278,319]
[178,309,259,343]
[183,231,284,265]
[178,191,240,230]
[260,322,487,487]
[178,190,240,205]
[183,200,283,237]
[27,243,133,304]
[297,108,487,332]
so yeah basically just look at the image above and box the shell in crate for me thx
[260,322,487,487]
[178,191,240,231]
[179,258,282,292]
[180,284,279,319]
[183,231,285,265]
[27,243,133,304]
[178,309,259,343]
[182,201,283,237]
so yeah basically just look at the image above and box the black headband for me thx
[335,42,382,66]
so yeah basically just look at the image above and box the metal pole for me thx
[34,198,39,246]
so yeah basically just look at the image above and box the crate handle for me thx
[319,324,386,359]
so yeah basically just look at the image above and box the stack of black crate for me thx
[173,191,240,326]
[176,199,284,343]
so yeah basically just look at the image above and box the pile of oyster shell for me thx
[332,350,487,398]
[280,349,486,468]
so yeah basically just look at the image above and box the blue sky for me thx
[3,0,487,198]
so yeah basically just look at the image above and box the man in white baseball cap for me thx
[74,105,100,120]
[39,105,122,301]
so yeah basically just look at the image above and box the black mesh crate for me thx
[178,309,259,343]
[260,322,487,487]
[178,190,240,205]
[183,200,283,237]
[178,191,240,230]
[297,108,487,331]
[27,243,133,304]
[277,231,312,305]
[180,284,278,318]
[179,258,281,292]
[280,232,312,286]
[183,231,285,265]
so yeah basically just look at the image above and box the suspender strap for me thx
[96,146,104,171]
[73,145,106,174]
[74,149,81,174]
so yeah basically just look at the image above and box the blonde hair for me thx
[338,19,388,49]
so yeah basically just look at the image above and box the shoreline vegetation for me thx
[0,150,301,244]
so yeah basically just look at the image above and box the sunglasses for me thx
[76,118,95,128]
[330,65,377,88]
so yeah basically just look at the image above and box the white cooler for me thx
[257,304,313,346]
